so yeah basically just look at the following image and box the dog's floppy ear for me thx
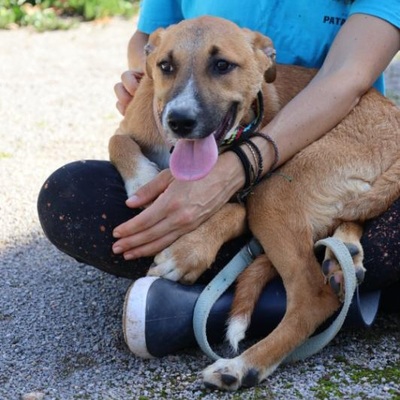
[245,30,277,83]
[263,46,277,83]
[144,27,165,78]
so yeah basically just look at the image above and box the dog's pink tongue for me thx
[170,135,218,181]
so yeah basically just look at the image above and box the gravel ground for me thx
[1,18,399,400]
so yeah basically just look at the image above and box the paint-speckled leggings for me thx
[37,160,400,294]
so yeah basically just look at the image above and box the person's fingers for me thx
[112,189,199,256]
[115,101,126,116]
[113,204,165,241]
[125,170,174,208]
[114,70,144,115]
[114,189,190,240]
[114,82,133,115]
[122,231,179,259]
[121,70,143,96]
[113,221,180,259]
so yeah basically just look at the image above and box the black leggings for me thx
[37,160,400,292]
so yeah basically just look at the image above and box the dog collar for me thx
[220,90,264,147]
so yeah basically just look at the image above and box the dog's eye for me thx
[214,59,236,74]
[158,60,174,74]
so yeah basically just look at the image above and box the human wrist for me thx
[250,132,280,175]
[219,151,247,197]
[225,132,279,202]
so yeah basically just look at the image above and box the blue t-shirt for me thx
[137,0,400,93]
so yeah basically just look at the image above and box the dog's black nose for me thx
[167,110,197,136]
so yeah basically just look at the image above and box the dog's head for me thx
[145,16,276,180]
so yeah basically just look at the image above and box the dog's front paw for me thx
[124,156,160,198]
[202,358,264,391]
[147,246,206,284]
[147,247,185,282]
[147,232,216,284]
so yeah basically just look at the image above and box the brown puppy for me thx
[109,16,400,390]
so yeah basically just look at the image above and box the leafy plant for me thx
[0,0,138,30]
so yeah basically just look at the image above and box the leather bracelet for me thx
[229,145,252,193]
[250,132,280,173]
[229,139,264,203]
[242,139,263,185]
[229,133,279,203]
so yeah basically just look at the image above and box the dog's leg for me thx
[226,255,277,352]
[202,235,340,390]
[147,203,247,284]
[322,160,400,300]
[339,159,400,222]
[322,222,366,300]
[109,133,160,197]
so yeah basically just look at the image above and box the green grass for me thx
[311,360,400,399]
[0,0,139,31]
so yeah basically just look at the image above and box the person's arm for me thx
[114,30,149,115]
[252,14,400,174]
[112,14,400,260]
[127,30,149,70]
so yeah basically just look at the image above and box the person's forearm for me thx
[256,69,364,171]
[127,30,149,70]
[253,14,400,176]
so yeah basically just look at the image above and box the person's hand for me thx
[114,69,144,115]
[111,152,244,260]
